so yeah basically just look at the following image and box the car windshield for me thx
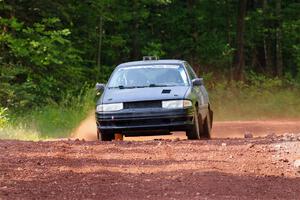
[108,65,189,88]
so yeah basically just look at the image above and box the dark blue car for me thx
[95,58,213,141]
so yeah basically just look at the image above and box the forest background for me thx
[0,0,299,139]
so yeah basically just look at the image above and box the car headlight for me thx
[96,103,123,112]
[162,100,192,109]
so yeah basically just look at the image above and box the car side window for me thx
[185,63,197,80]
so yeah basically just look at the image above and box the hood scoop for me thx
[161,89,171,94]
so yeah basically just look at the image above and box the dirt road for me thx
[1,131,300,199]
[72,116,300,140]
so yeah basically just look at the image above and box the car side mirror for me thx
[192,78,204,86]
[96,83,105,91]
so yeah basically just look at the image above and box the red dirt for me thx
[1,119,300,199]
[1,133,300,199]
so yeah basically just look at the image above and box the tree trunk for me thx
[263,39,273,74]
[262,0,273,75]
[225,0,234,80]
[131,1,139,60]
[187,0,198,71]
[232,0,247,81]
[131,23,139,60]
[275,0,283,77]
[97,15,103,73]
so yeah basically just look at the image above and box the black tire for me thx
[186,107,203,140]
[201,109,212,139]
[97,129,114,141]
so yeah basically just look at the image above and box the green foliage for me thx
[1,1,299,109]
[247,71,283,89]
[282,3,300,80]
[0,107,9,129]
[0,17,83,110]
[142,42,165,58]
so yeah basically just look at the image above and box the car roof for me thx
[117,59,186,68]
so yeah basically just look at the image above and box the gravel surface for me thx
[1,134,300,199]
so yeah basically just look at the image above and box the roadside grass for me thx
[210,82,300,121]
[0,126,40,141]
[0,88,96,140]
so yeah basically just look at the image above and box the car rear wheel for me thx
[186,108,203,140]
[201,109,212,139]
[97,129,114,141]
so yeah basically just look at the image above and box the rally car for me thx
[95,57,213,141]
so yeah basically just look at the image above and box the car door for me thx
[184,63,209,119]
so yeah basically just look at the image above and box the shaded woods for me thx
[0,0,299,112]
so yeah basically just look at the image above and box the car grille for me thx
[99,116,192,127]
[123,101,162,109]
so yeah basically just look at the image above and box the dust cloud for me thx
[71,112,97,141]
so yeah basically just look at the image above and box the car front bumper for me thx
[96,108,194,136]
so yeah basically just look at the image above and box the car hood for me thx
[99,86,189,104]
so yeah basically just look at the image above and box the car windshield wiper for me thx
[148,84,176,87]
[108,85,148,89]
[118,85,137,89]
[108,84,176,89]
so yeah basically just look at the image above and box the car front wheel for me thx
[201,109,212,139]
[97,129,114,141]
[186,107,203,140]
